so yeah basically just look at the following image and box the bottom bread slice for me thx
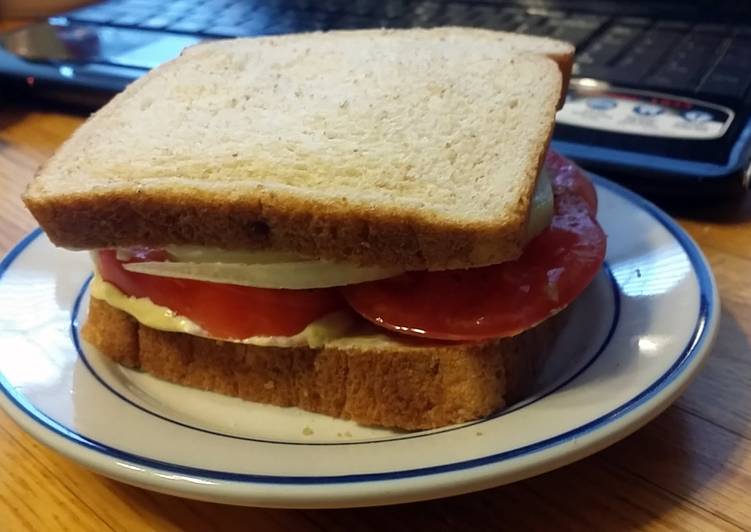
[82,296,560,430]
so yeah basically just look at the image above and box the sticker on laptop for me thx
[556,79,734,140]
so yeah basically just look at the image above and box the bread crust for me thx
[23,28,571,271]
[82,297,559,430]
[25,187,530,270]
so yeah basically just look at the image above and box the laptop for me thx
[1,0,750,200]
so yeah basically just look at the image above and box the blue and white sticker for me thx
[557,80,734,140]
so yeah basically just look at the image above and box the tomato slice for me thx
[97,249,344,339]
[342,155,607,341]
[546,150,597,216]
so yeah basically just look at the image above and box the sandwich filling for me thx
[89,152,606,346]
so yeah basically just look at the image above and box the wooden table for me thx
[1,103,750,530]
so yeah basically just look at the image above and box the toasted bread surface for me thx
[25,28,572,270]
[82,296,558,430]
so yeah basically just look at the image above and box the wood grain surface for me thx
[1,104,750,530]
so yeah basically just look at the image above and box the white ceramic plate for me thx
[0,178,719,508]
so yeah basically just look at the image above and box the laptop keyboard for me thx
[61,0,751,103]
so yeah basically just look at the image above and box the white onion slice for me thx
[123,260,402,289]
[164,246,305,264]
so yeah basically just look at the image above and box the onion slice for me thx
[525,167,554,241]
[123,260,403,290]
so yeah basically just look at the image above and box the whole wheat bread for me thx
[24,28,573,270]
[83,296,559,430]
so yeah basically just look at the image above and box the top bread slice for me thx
[24,27,574,271]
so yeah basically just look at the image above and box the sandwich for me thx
[23,28,606,430]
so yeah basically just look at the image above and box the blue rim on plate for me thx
[70,262,620,446]
[0,176,717,485]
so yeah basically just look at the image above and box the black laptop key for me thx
[554,17,603,31]
[643,73,696,91]
[346,0,379,17]
[577,25,642,67]
[720,42,751,70]
[547,27,589,47]
[465,5,505,30]
[439,3,471,25]
[572,64,611,80]
[697,69,751,99]
[693,23,728,34]
[521,24,553,37]
[384,0,408,19]
[612,52,659,82]
[614,17,651,27]
[294,12,332,32]
[620,29,681,68]
[329,15,377,30]
[490,14,525,32]
[654,20,692,31]
[548,19,599,47]
[516,15,554,36]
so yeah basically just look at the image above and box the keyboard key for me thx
[490,14,525,32]
[285,0,315,10]
[294,12,332,31]
[549,26,596,47]
[205,14,274,38]
[204,25,250,37]
[412,1,442,27]
[556,17,604,30]
[693,23,728,34]
[442,3,473,25]
[548,19,600,47]
[655,20,692,31]
[576,14,610,26]
[697,69,751,99]
[516,15,552,36]
[592,29,680,85]
[572,64,611,80]
[68,6,120,24]
[718,42,751,70]
[346,0,379,17]
[643,73,695,91]
[613,16,652,27]
[579,25,643,66]
[384,0,408,19]
[681,33,725,59]
[380,17,411,29]
[110,12,154,26]
[139,15,182,30]
[168,19,212,33]
[160,2,195,17]
[606,25,640,38]
[329,15,377,29]
[468,6,510,31]
[316,0,347,13]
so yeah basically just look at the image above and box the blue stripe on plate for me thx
[70,263,621,446]
[0,177,716,485]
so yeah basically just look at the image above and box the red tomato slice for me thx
[96,249,344,339]
[342,155,607,341]
[546,150,598,216]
